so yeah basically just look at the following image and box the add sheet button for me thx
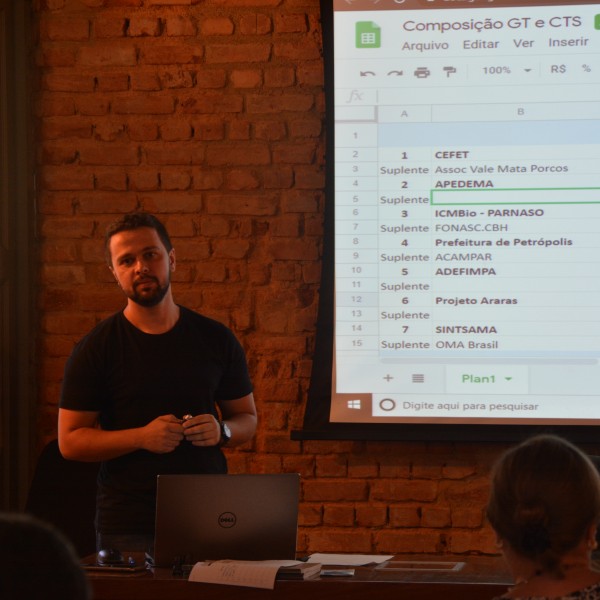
[446,366,529,394]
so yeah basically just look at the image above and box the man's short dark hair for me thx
[104,212,173,266]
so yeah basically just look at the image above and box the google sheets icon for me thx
[356,22,381,48]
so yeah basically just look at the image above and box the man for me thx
[58,213,257,553]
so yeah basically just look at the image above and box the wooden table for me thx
[88,555,513,600]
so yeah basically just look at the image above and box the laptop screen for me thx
[153,473,300,567]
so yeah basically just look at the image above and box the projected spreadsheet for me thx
[333,4,600,422]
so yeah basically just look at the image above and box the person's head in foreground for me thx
[487,434,600,599]
[0,512,91,600]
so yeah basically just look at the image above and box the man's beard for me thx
[129,275,170,307]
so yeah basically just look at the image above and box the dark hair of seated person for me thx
[486,434,600,585]
[0,512,91,600]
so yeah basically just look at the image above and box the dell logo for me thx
[218,512,237,528]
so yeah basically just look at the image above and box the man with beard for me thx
[57,212,257,554]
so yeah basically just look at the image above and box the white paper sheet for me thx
[188,559,302,590]
[307,553,393,566]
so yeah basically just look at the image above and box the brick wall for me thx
[34,0,503,556]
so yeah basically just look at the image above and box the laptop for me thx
[153,473,300,567]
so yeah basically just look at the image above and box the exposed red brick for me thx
[77,191,138,214]
[200,18,234,36]
[130,70,162,91]
[205,43,271,64]
[230,69,262,89]
[304,480,367,502]
[94,17,127,38]
[269,238,318,261]
[127,120,159,140]
[206,142,270,166]
[33,0,498,558]
[112,96,175,115]
[40,17,90,41]
[390,505,422,528]
[104,0,143,6]
[128,17,162,37]
[179,92,243,114]
[306,529,372,554]
[254,120,286,141]
[296,62,324,86]
[36,47,77,68]
[43,72,95,92]
[95,169,128,191]
[41,117,93,140]
[96,73,130,92]
[160,120,192,141]
[139,193,202,215]
[94,121,128,143]
[274,14,307,34]
[160,170,192,190]
[40,166,95,190]
[76,96,110,116]
[144,142,204,165]
[274,40,321,61]
[376,529,445,554]
[239,13,272,35]
[191,169,223,190]
[348,455,379,479]
[283,456,315,478]
[195,69,227,89]
[146,0,193,4]
[315,455,347,478]
[356,504,388,527]
[273,141,316,164]
[128,169,160,191]
[263,166,293,189]
[78,43,137,66]
[298,504,321,527]
[227,119,251,141]
[451,506,484,529]
[79,142,140,166]
[164,16,197,37]
[210,0,280,7]
[294,165,325,190]
[141,44,203,65]
[422,506,452,528]
[324,504,354,527]
[290,116,322,138]
[449,528,498,555]
[264,67,295,88]
[371,479,439,503]
[247,92,314,113]
[158,68,195,89]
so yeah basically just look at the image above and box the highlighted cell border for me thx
[431,186,600,206]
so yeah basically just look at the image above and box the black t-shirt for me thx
[60,306,253,534]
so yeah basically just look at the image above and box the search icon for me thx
[379,398,397,412]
